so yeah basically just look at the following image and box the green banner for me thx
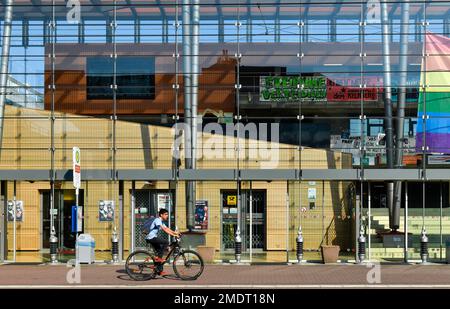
[259,76,327,102]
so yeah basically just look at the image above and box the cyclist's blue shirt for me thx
[145,217,167,240]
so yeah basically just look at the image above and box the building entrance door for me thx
[42,190,84,252]
[133,190,175,250]
[221,189,266,252]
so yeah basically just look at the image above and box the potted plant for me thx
[320,245,340,264]
[320,227,340,263]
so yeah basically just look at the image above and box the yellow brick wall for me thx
[2,105,353,252]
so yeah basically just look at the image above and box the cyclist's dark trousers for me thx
[146,238,168,258]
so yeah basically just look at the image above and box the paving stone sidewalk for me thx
[1,263,450,287]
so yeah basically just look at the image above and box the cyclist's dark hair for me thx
[159,208,168,216]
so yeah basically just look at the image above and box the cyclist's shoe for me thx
[158,271,169,276]
[154,257,166,263]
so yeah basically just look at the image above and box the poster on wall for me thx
[98,200,115,222]
[157,193,172,212]
[194,200,208,230]
[307,188,316,201]
[7,200,23,222]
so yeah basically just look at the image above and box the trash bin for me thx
[446,238,450,264]
[76,234,95,264]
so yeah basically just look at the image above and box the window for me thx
[87,56,155,100]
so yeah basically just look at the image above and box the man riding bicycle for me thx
[145,208,180,274]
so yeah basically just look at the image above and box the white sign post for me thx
[73,147,81,234]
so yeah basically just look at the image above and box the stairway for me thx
[364,212,450,260]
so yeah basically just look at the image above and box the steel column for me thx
[393,1,410,230]
[182,0,195,230]
[404,182,408,263]
[381,1,395,231]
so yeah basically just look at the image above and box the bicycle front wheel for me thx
[125,250,156,281]
[172,250,204,280]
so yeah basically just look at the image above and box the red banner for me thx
[326,77,383,102]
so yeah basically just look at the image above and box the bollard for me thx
[49,227,58,264]
[111,226,119,264]
[296,226,304,264]
[358,224,366,263]
[420,227,428,264]
[235,227,242,264]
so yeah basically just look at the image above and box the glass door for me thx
[221,189,266,252]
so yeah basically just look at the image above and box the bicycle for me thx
[125,235,204,281]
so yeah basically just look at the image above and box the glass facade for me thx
[1,0,450,263]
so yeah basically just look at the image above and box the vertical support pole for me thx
[131,181,135,254]
[134,19,140,44]
[304,20,308,42]
[22,19,29,48]
[440,181,443,261]
[106,18,113,43]
[0,182,6,262]
[182,0,194,230]
[393,1,410,230]
[404,182,408,263]
[355,189,361,263]
[321,180,325,245]
[285,189,289,264]
[330,19,336,42]
[249,183,253,262]
[0,0,14,151]
[78,19,85,44]
[368,182,371,262]
[50,1,57,262]
[119,180,124,261]
[415,17,421,42]
[163,18,169,43]
[380,0,395,231]
[275,12,280,42]
[186,0,200,230]
[191,0,199,175]
[246,17,251,43]
[13,181,16,262]
[218,16,224,43]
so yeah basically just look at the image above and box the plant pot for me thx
[196,246,216,263]
[321,245,340,264]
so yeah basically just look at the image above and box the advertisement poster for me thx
[194,200,208,230]
[157,193,172,212]
[7,200,23,222]
[99,200,115,222]
[308,188,316,201]
[71,206,83,233]
[260,75,327,102]
[327,76,382,102]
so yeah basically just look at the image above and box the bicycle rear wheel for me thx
[125,250,156,281]
[172,250,204,280]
